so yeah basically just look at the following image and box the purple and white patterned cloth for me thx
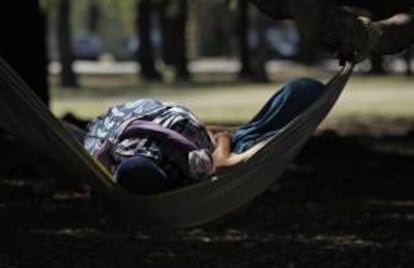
[84,99,215,185]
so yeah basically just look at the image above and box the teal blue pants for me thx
[232,78,325,153]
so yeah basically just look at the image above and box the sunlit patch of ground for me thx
[50,73,414,135]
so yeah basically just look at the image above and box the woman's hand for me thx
[214,131,232,145]
[212,131,233,173]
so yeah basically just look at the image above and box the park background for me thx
[1,0,414,267]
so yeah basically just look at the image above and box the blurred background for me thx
[1,0,414,131]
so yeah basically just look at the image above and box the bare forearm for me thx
[212,132,267,173]
[212,132,233,171]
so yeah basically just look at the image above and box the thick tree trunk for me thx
[57,0,78,88]
[250,0,414,57]
[337,0,413,18]
[137,0,161,80]
[249,0,413,21]
[0,0,49,105]
[238,0,253,78]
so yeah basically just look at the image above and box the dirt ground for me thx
[1,119,414,268]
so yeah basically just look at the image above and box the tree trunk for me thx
[0,0,49,105]
[159,0,190,81]
[369,55,387,75]
[57,0,78,88]
[174,0,190,81]
[159,1,172,65]
[404,46,412,76]
[297,38,318,65]
[251,14,269,82]
[137,0,161,80]
[87,0,100,34]
[238,0,253,78]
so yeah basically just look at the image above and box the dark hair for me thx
[115,155,173,195]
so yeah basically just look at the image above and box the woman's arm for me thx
[212,132,232,171]
[212,132,266,173]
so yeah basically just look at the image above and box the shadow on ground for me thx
[1,128,414,267]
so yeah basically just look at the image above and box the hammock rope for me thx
[0,58,353,228]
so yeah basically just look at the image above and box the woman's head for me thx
[115,155,173,195]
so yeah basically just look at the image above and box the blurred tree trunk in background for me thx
[174,0,190,81]
[238,0,253,78]
[238,0,268,82]
[57,0,78,88]
[404,46,412,76]
[0,0,49,105]
[137,0,161,80]
[87,0,101,34]
[369,55,387,75]
[160,0,190,81]
[297,38,318,65]
[250,14,269,82]
[195,1,233,57]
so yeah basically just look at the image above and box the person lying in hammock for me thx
[84,78,325,195]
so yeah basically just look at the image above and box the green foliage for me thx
[227,0,238,11]
[41,0,136,32]
[39,0,58,11]
[100,0,136,23]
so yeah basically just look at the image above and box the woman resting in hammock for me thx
[84,78,325,195]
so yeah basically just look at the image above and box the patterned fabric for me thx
[84,99,215,184]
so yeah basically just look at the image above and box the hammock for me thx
[0,58,353,228]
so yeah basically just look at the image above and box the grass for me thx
[50,72,414,132]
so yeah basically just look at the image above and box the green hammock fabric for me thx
[0,58,353,228]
